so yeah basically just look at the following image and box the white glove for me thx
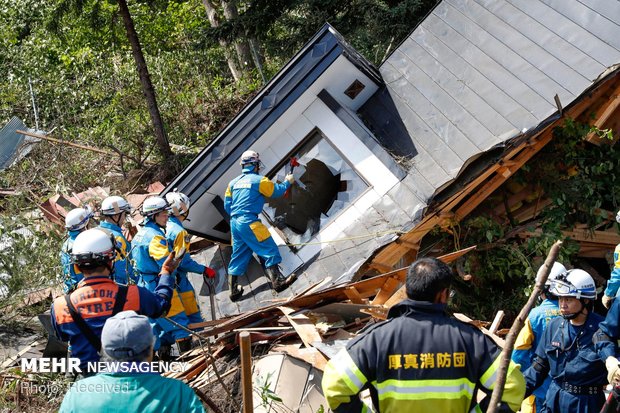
[603,295,614,309]
[285,173,295,184]
[606,356,620,385]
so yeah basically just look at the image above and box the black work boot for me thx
[265,265,293,293]
[176,337,193,355]
[229,275,243,301]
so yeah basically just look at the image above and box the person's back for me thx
[59,311,204,413]
[512,262,565,413]
[52,229,175,371]
[322,258,524,412]
[60,372,204,413]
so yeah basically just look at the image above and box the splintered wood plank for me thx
[382,246,479,308]
[344,286,365,304]
[370,276,402,306]
[489,311,505,335]
[278,306,323,348]
[453,313,505,348]
[586,81,620,144]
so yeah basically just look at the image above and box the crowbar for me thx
[203,274,217,322]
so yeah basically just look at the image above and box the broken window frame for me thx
[262,128,370,251]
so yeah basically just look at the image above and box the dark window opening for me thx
[344,79,365,99]
[264,130,368,247]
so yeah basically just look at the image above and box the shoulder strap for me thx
[112,285,128,316]
[64,285,130,353]
[64,293,101,352]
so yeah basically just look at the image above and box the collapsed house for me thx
[156,1,620,409]
[4,0,620,410]
[164,0,620,316]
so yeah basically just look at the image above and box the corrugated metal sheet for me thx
[0,117,27,170]
[367,0,620,197]
[0,117,39,170]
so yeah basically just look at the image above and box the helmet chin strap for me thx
[561,300,586,320]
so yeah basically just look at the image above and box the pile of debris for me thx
[167,246,502,412]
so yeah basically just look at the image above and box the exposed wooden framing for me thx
[278,306,323,348]
[586,81,620,144]
[344,286,365,304]
[367,71,620,273]
[370,276,402,306]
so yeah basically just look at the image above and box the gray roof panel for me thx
[544,0,620,52]
[411,25,538,131]
[506,0,620,68]
[436,1,573,105]
[478,0,606,80]
[421,13,553,119]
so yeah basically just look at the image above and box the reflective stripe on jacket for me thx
[322,299,525,412]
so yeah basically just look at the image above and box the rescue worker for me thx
[594,278,620,411]
[59,311,205,413]
[51,228,178,373]
[165,190,216,324]
[523,269,607,413]
[321,257,525,412]
[61,206,94,292]
[224,150,296,301]
[98,195,135,285]
[512,261,566,413]
[133,196,192,355]
[601,209,620,309]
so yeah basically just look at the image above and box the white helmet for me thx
[65,207,93,231]
[165,191,190,216]
[616,209,620,224]
[551,268,597,300]
[536,262,567,287]
[71,228,116,269]
[240,150,260,166]
[101,196,131,216]
[142,196,169,217]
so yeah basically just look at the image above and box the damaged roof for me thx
[360,0,620,197]
[164,0,620,314]
[163,24,383,213]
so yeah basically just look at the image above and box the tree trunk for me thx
[220,0,255,71]
[117,0,173,162]
[202,0,243,81]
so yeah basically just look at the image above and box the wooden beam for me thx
[344,286,365,304]
[586,81,620,144]
[370,276,402,306]
[17,129,116,156]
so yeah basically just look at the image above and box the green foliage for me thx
[0,196,63,309]
[442,120,616,321]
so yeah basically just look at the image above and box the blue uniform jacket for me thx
[224,171,290,218]
[512,298,560,401]
[132,220,171,277]
[61,230,83,292]
[594,297,620,361]
[604,244,620,297]
[166,216,204,275]
[524,313,607,413]
[99,221,135,284]
[51,275,173,370]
